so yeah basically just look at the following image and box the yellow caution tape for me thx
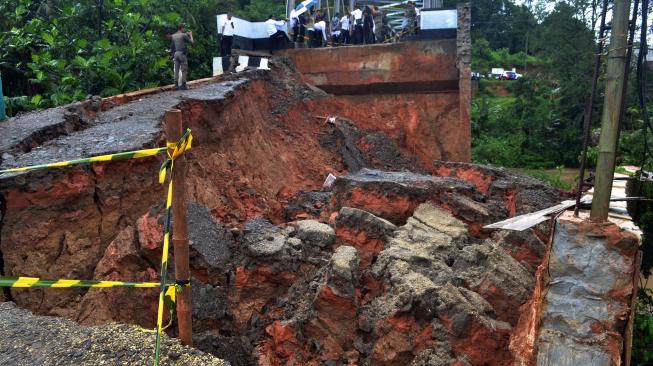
[0,147,168,176]
[0,276,171,288]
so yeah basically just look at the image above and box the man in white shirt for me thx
[313,19,327,47]
[351,7,363,44]
[340,12,351,44]
[265,15,287,54]
[220,13,235,56]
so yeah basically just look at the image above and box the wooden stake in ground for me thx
[590,0,631,221]
[164,109,193,346]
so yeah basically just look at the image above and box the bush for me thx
[633,288,653,365]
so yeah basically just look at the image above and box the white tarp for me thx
[217,14,287,39]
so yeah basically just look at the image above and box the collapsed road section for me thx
[0,4,640,365]
[0,56,571,365]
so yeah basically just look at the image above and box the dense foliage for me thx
[633,288,653,365]
[0,0,284,116]
[471,1,652,173]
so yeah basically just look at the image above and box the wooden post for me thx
[624,250,642,366]
[590,0,630,221]
[164,109,193,346]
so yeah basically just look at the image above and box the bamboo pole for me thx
[590,0,631,221]
[574,0,608,216]
[164,109,193,346]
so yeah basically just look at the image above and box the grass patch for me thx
[516,167,576,190]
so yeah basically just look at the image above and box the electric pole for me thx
[590,0,631,221]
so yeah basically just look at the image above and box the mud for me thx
[0,58,567,365]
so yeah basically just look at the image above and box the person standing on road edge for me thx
[340,12,351,45]
[363,5,374,44]
[266,15,288,54]
[171,24,194,90]
[351,7,363,44]
[220,13,235,56]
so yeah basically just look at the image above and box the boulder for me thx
[295,220,336,249]
[328,246,359,298]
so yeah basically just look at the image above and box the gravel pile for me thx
[0,302,227,366]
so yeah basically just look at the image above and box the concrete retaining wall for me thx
[536,212,640,366]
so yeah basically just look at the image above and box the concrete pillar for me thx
[535,211,640,365]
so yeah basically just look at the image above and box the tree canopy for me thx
[0,0,284,115]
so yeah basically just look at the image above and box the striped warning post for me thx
[212,56,231,76]
[235,55,270,73]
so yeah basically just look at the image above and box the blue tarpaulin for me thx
[0,73,5,121]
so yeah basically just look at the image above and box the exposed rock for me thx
[335,207,397,269]
[295,219,336,249]
[327,246,359,298]
[192,280,228,330]
[433,160,569,216]
[77,224,158,327]
[332,168,476,225]
[282,191,332,221]
[244,219,286,258]
[187,202,234,285]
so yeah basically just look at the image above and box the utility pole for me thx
[590,0,631,221]
[164,109,193,346]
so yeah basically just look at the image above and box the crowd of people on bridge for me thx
[291,1,418,48]
[218,1,419,56]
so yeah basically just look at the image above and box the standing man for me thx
[363,6,374,44]
[220,13,235,56]
[405,1,417,35]
[266,15,287,54]
[351,7,363,44]
[291,11,300,43]
[373,6,384,43]
[340,12,351,45]
[171,24,194,90]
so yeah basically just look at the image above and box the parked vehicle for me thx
[499,71,522,80]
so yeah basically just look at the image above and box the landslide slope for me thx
[0,59,566,365]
